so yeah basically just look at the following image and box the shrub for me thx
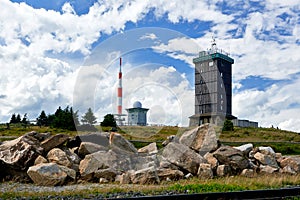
[223,119,234,131]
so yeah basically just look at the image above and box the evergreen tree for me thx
[101,114,116,127]
[9,113,17,123]
[36,110,48,127]
[81,108,97,125]
[16,114,21,123]
[55,106,63,117]
[22,113,29,128]
[22,113,28,124]
[222,119,234,131]
[48,106,78,131]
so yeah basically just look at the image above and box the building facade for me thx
[126,101,149,126]
[190,39,236,126]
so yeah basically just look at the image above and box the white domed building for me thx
[126,101,149,126]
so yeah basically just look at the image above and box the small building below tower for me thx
[126,101,149,126]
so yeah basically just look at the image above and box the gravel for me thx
[0,182,182,199]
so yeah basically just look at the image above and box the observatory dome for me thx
[133,101,142,108]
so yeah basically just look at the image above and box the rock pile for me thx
[0,123,300,186]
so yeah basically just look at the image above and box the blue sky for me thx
[0,0,300,131]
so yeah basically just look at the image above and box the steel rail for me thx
[109,187,300,200]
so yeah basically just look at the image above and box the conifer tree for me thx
[36,110,48,126]
[81,108,97,125]
[101,114,116,127]
[9,113,17,124]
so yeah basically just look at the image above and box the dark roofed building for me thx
[189,38,236,126]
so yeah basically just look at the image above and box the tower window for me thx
[209,61,213,67]
[220,72,223,77]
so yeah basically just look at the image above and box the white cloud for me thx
[122,65,193,126]
[233,77,300,132]
[151,0,233,24]
[88,64,194,126]
[0,0,299,133]
[62,2,76,14]
[152,37,200,66]
[139,33,158,41]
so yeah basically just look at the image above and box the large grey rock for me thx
[259,165,278,174]
[241,169,255,177]
[131,166,159,184]
[78,142,108,157]
[281,166,297,175]
[197,163,213,179]
[138,142,158,154]
[213,146,249,172]
[254,152,279,168]
[62,147,81,165]
[94,168,117,182]
[280,156,300,172]
[79,148,158,178]
[157,168,184,181]
[258,146,275,155]
[0,133,43,170]
[25,131,51,142]
[115,171,134,184]
[78,132,110,147]
[179,123,218,155]
[27,163,67,186]
[162,142,206,175]
[204,152,218,169]
[58,165,76,180]
[162,135,179,146]
[109,132,138,153]
[158,155,180,170]
[275,153,283,163]
[41,134,70,152]
[34,155,48,165]
[47,148,72,167]
[216,164,232,177]
[234,143,253,156]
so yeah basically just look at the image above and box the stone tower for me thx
[189,38,236,126]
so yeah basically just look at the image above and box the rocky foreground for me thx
[0,123,300,186]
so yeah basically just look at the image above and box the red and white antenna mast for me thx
[117,57,122,115]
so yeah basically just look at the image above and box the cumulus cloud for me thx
[233,76,300,132]
[152,37,200,67]
[74,62,194,126]
[0,0,299,132]
[139,33,158,41]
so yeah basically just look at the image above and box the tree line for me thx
[9,106,117,131]
[35,106,117,131]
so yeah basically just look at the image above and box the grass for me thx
[220,127,300,142]
[1,174,300,198]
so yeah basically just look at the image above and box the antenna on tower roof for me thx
[211,35,217,53]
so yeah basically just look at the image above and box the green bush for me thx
[222,119,234,131]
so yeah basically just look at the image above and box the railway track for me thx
[110,187,300,200]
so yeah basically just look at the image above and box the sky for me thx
[0,0,300,132]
